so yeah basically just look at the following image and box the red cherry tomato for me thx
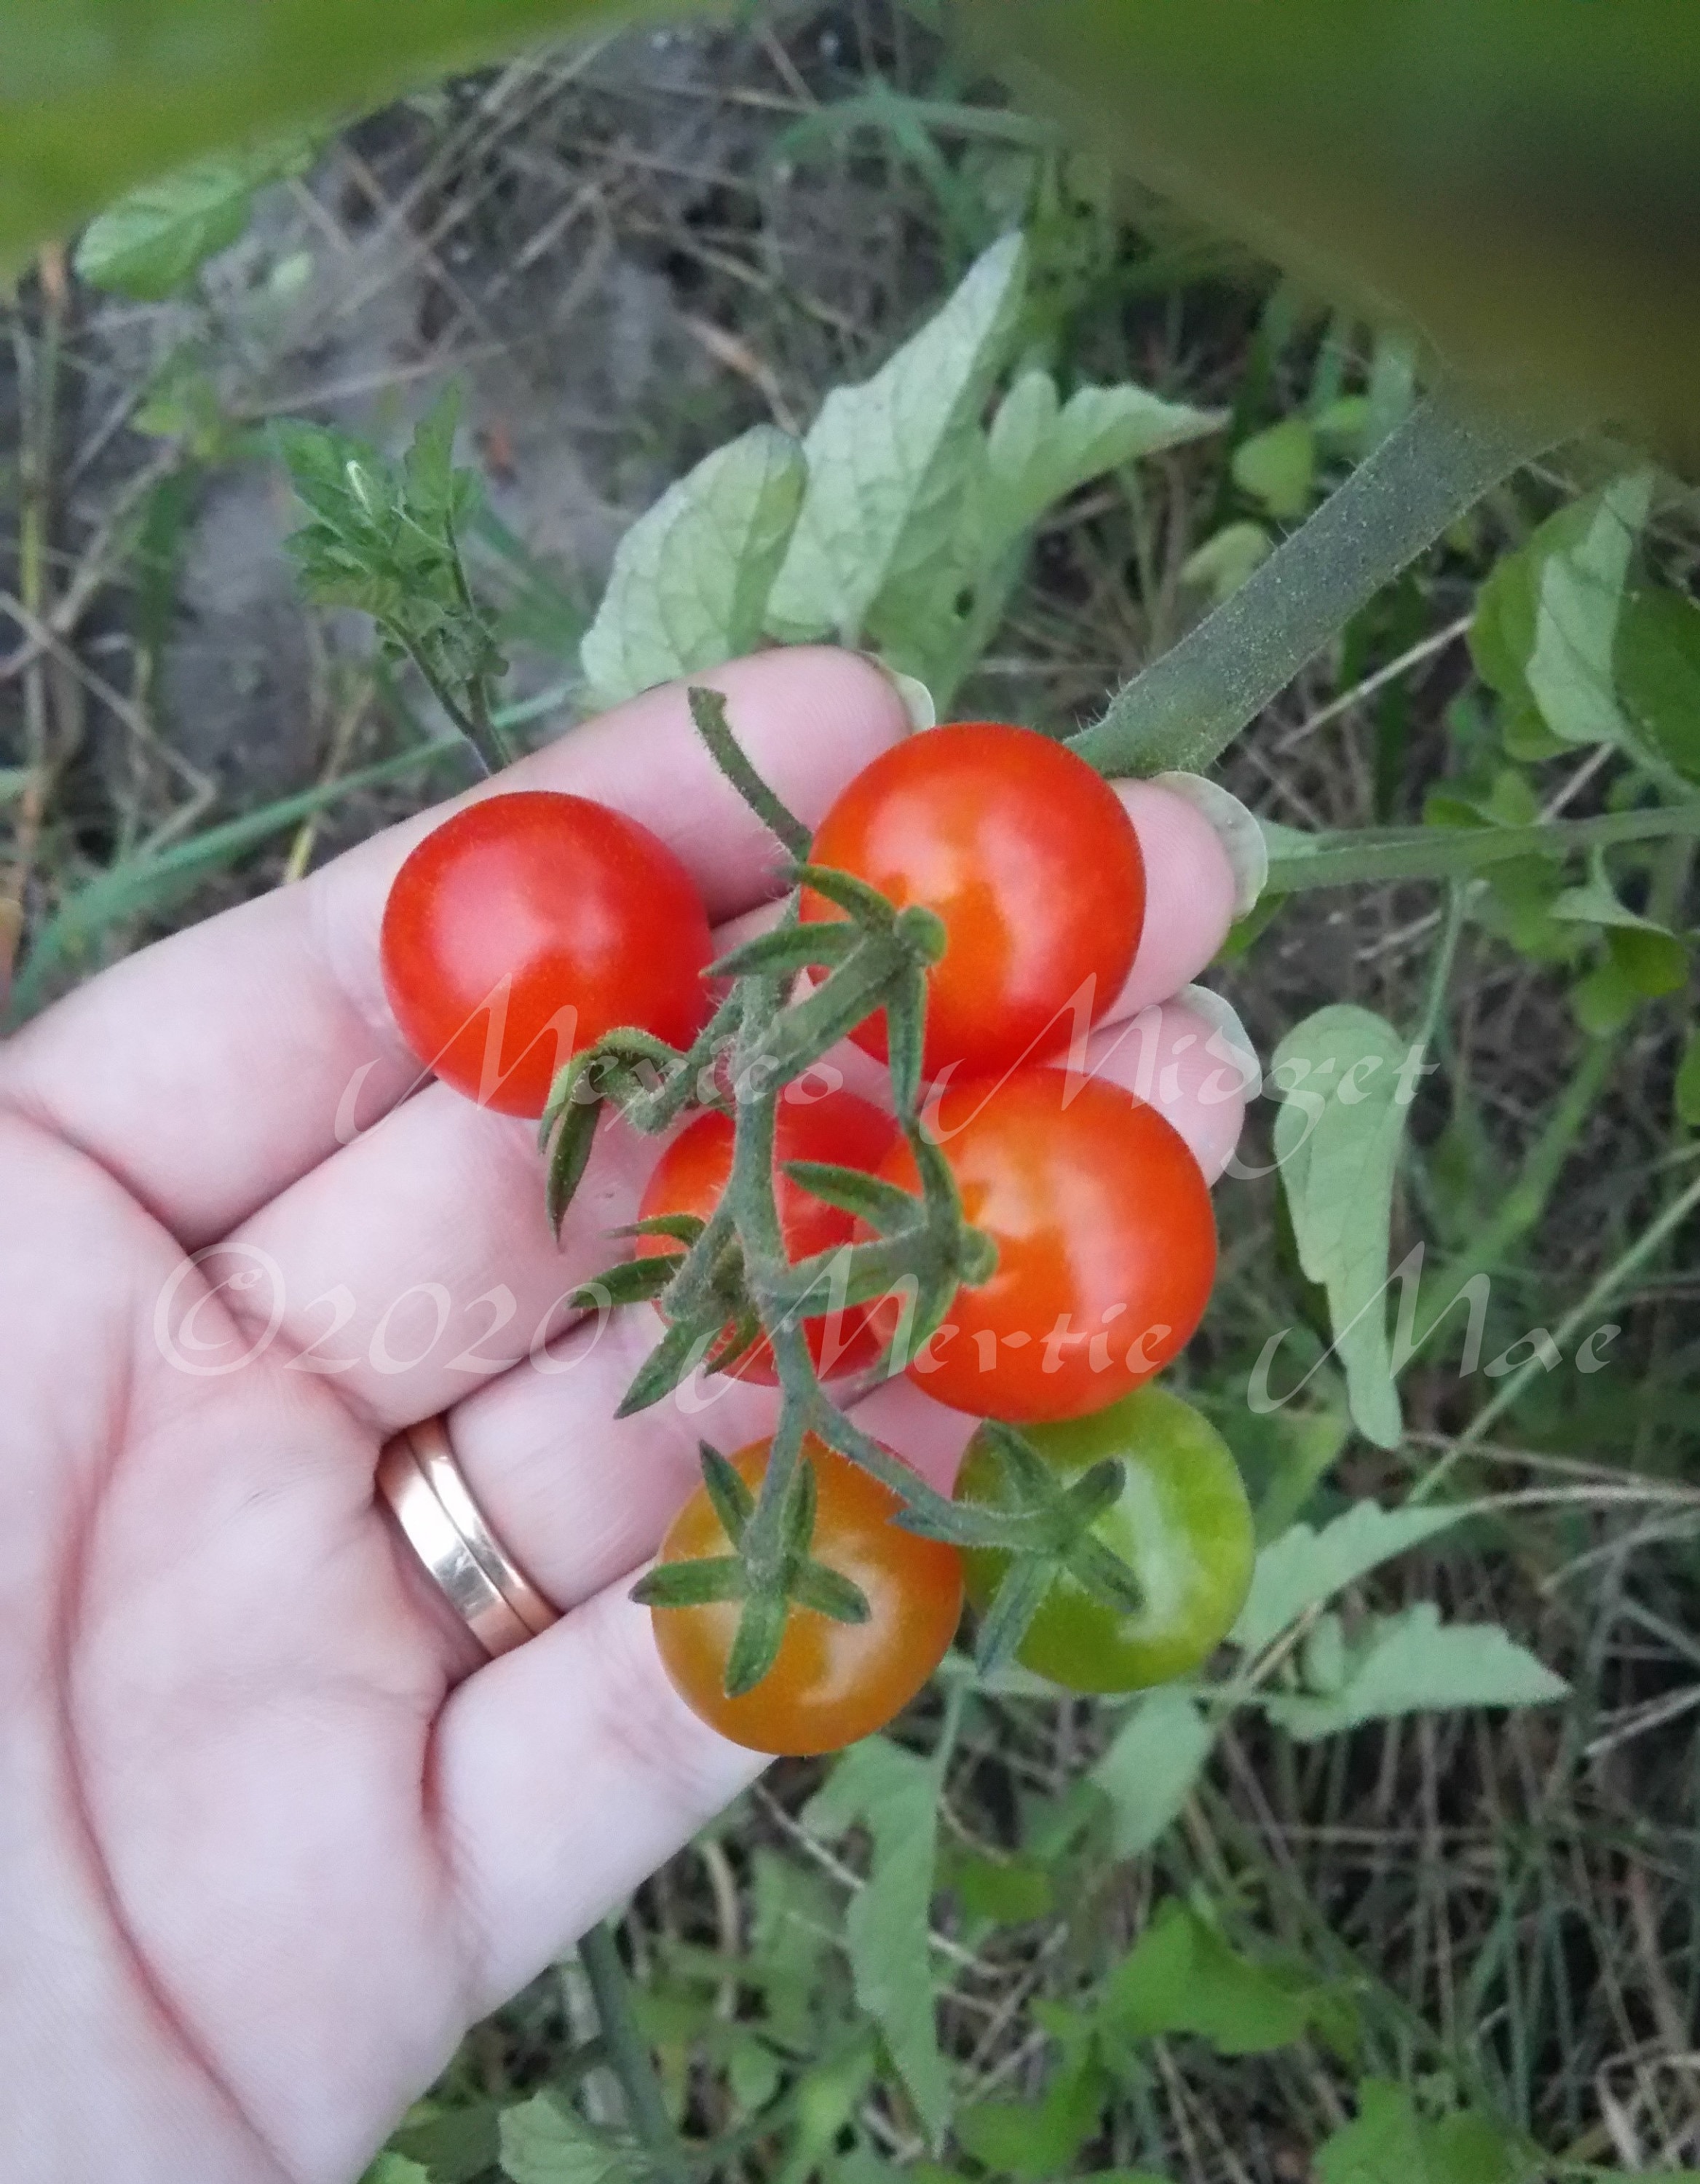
[380,791,713,1118]
[638,1087,899,1382]
[650,1433,963,1756]
[869,1066,1217,1423]
[800,722,1144,1080]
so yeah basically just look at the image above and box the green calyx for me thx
[630,1442,872,1696]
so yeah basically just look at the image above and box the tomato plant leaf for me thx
[982,368,1221,547]
[1232,416,1316,521]
[631,1556,745,1610]
[804,1737,952,2141]
[1262,1603,1569,1738]
[1471,471,1653,756]
[497,2092,640,2184]
[1100,1900,1333,2056]
[764,232,1027,646]
[74,130,317,296]
[1088,1687,1214,1858]
[580,429,806,709]
[568,1254,681,1312]
[954,2027,1106,2181]
[358,2157,430,2184]
[1270,1003,1415,1448]
[1316,2080,1535,2184]
[1615,586,1700,785]
[1232,1500,1471,1653]
[708,922,859,981]
[613,1315,719,1420]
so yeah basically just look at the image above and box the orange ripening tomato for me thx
[380,791,713,1117]
[869,1066,1217,1423]
[799,722,1144,1080]
[637,1087,899,1383]
[650,1435,963,1755]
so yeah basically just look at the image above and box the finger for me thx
[0,649,909,1246]
[1108,781,1239,1014]
[437,1578,761,2016]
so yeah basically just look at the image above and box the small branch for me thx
[688,687,811,858]
[1264,804,1700,896]
[578,1920,691,2184]
[1070,387,1559,779]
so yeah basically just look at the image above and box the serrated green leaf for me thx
[983,368,1222,545]
[580,426,806,708]
[803,1738,951,2140]
[497,2093,639,2184]
[1089,1687,1214,1858]
[1270,1004,1414,1447]
[74,131,315,296]
[1101,1900,1330,2056]
[764,233,1027,644]
[1233,1500,1471,1653]
[1263,1603,1569,1738]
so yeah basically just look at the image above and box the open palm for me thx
[0,650,1242,2184]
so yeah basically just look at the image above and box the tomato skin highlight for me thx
[955,1385,1254,1692]
[651,1435,963,1755]
[637,1088,900,1383]
[380,791,713,1118]
[871,1066,1217,1423]
[801,721,1145,1080]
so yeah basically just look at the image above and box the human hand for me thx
[0,649,1246,2184]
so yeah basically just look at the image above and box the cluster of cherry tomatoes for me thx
[381,720,1254,1756]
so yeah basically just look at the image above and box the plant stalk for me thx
[578,1919,691,2184]
[1070,386,1559,779]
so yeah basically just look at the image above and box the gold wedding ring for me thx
[377,1415,558,1657]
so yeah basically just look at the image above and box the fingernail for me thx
[860,653,937,732]
[1176,981,1262,1100]
[1154,771,1268,918]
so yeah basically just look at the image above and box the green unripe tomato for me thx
[954,1385,1255,1692]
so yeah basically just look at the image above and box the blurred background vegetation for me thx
[3,4,1699,2179]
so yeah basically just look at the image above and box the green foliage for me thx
[804,1737,952,2140]
[1270,1003,1416,1447]
[275,389,509,763]
[1100,1899,1347,2057]
[954,2006,1105,2179]
[580,428,807,709]
[1088,1687,1214,1857]
[1314,2080,1535,2184]
[764,232,1028,650]
[0,0,620,278]
[497,2094,640,2184]
[1261,1603,1570,1738]
[577,232,1217,711]
[359,2156,431,2184]
[1233,416,1316,521]
[1675,1026,1700,1128]
[1233,1502,1471,1653]
[73,130,317,296]
[1616,587,1700,784]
